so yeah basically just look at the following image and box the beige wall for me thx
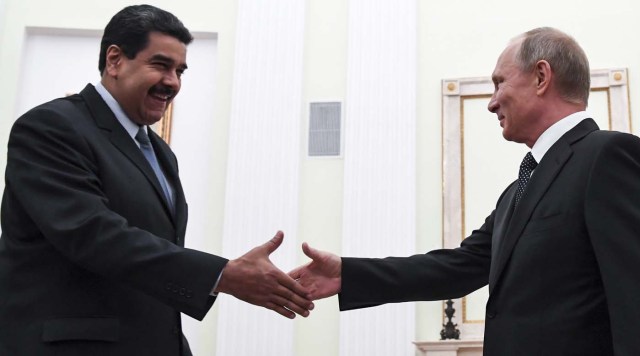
[1,0,638,355]
[415,0,640,342]
[296,1,346,354]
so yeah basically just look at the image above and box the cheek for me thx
[500,90,512,103]
[132,81,152,99]
[493,89,507,104]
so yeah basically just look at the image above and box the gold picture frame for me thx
[152,102,174,144]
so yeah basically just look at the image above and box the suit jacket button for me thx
[165,283,173,291]
[487,312,496,319]
[186,290,193,298]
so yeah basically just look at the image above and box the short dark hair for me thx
[98,4,193,74]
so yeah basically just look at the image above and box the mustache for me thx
[150,85,175,97]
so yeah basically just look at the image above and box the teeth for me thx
[153,94,170,101]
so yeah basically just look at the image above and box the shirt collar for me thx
[94,82,144,143]
[530,111,589,163]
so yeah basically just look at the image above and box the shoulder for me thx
[14,95,89,130]
[575,129,640,156]
[13,91,100,131]
[8,95,97,156]
[583,129,638,145]
[579,130,640,177]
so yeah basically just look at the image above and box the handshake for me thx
[214,231,340,319]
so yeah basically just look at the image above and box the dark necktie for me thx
[135,127,174,213]
[514,152,538,207]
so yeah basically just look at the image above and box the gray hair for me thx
[514,27,590,105]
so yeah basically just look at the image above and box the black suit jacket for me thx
[339,119,640,355]
[0,84,228,355]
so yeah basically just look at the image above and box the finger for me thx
[270,294,311,317]
[278,270,312,299]
[288,265,304,279]
[263,231,284,255]
[287,289,315,312]
[273,282,314,310]
[266,301,296,319]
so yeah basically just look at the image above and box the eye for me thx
[151,61,168,70]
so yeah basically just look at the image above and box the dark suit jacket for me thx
[339,119,640,355]
[0,84,228,355]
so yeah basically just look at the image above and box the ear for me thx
[104,45,123,78]
[535,60,552,96]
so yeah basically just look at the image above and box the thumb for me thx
[264,230,284,255]
[302,242,321,261]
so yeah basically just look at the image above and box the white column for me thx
[216,1,305,355]
[172,36,220,356]
[341,0,417,355]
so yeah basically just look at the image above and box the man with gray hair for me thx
[291,27,640,355]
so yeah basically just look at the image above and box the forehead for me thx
[140,32,188,64]
[492,41,520,78]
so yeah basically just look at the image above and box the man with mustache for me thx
[0,5,312,356]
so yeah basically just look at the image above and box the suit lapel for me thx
[149,129,188,233]
[489,119,599,289]
[79,84,176,223]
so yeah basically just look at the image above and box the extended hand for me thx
[289,243,342,301]
[215,231,314,319]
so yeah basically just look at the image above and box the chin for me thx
[501,131,515,142]
[134,117,163,126]
[146,112,165,123]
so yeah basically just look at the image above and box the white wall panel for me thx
[216,1,305,355]
[172,36,219,356]
[341,0,417,355]
[15,29,100,117]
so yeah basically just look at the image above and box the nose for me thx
[487,94,498,113]
[163,71,180,91]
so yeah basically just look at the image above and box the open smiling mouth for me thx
[149,86,175,103]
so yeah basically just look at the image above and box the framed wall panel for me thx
[441,68,631,340]
[16,27,188,143]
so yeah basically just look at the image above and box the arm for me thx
[338,216,493,310]
[5,105,311,319]
[290,212,494,310]
[585,133,640,354]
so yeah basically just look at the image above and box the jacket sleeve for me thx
[585,133,640,355]
[339,209,494,311]
[4,104,227,320]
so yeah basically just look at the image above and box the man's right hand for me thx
[215,231,314,319]
[288,243,342,301]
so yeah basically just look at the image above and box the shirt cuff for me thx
[210,271,223,296]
